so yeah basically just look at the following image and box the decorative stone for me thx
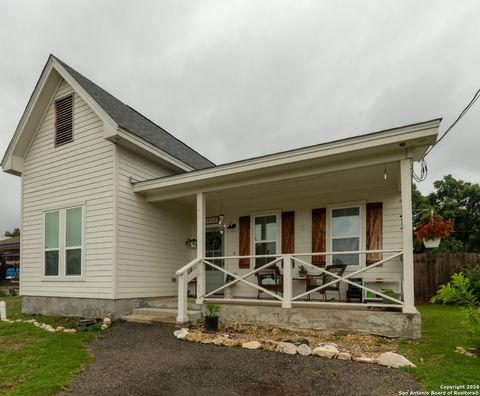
[24,319,36,324]
[40,323,48,329]
[222,338,238,347]
[201,338,214,344]
[213,337,227,346]
[34,321,40,327]
[46,327,56,333]
[353,356,375,364]
[312,346,338,359]
[173,328,189,340]
[261,340,279,352]
[103,317,112,326]
[242,340,261,350]
[337,352,351,361]
[56,326,65,332]
[275,342,297,355]
[376,352,416,368]
[297,344,312,356]
[185,332,203,343]
[317,342,338,348]
[100,324,108,330]
[63,328,76,333]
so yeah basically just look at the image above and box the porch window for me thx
[44,206,83,277]
[254,215,278,268]
[331,207,360,266]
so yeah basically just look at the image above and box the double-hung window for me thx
[331,207,361,266]
[254,215,278,268]
[44,206,83,278]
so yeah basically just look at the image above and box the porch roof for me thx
[133,118,440,201]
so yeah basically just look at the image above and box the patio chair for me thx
[256,265,283,299]
[305,264,347,301]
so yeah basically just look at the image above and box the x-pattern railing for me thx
[176,249,404,322]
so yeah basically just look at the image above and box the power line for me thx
[424,87,480,157]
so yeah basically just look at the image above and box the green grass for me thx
[399,304,480,391]
[0,296,99,395]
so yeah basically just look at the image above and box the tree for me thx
[4,228,20,237]
[413,175,480,253]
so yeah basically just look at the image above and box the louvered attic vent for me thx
[54,95,73,146]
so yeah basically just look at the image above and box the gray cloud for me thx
[1,0,479,232]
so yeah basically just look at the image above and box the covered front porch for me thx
[132,120,439,337]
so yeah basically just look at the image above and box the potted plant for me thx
[204,303,220,332]
[298,265,307,277]
[381,288,401,304]
[415,214,453,248]
[185,238,197,249]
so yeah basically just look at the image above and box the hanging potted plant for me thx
[204,303,220,332]
[414,214,453,249]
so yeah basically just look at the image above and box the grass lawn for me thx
[400,304,480,391]
[0,296,99,395]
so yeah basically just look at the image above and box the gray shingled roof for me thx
[52,56,214,170]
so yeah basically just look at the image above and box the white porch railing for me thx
[176,249,404,322]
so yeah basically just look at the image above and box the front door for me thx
[205,228,224,295]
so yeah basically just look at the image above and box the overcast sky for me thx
[0,0,479,233]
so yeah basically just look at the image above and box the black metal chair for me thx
[306,264,347,301]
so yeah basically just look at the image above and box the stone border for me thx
[173,327,417,369]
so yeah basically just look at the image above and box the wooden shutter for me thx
[54,94,73,146]
[366,202,383,265]
[282,211,295,254]
[239,216,250,269]
[312,208,326,266]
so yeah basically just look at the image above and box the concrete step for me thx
[122,308,203,326]
[142,300,203,311]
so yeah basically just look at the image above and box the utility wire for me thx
[414,87,480,183]
[424,87,480,157]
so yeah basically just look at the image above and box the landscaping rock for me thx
[222,338,238,347]
[34,321,41,327]
[56,326,65,332]
[103,317,112,326]
[312,346,338,359]
[23,319,36,324]
[101,324,108,330]
[376,352,416,368]
[297,344,312,356]
[242,340,261,350]
[63,328,77,334]
[317,341,338,348]
[213,337,227,346]
[337,352,351,361]
[173,328,189,340]
[353,356,375,364]
[201,338,214,344]
[275,342,297,355]
[185,332,203,343]
[261,340,279,352]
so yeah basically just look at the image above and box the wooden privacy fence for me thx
[414,253,480,304]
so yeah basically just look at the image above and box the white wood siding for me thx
[116,147,194,298]
[21,80,115,298]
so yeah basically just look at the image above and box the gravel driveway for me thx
[64,322,420,396]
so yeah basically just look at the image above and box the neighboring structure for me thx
[0,236,20,293]
[1,55,441,338]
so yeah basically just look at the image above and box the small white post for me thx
[0,301,6,321]
[196,192,206,304]
[176,274,189,323]
[400,158,416,314]
[282,255,292,308]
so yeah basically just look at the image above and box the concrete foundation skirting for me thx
[217,305,422,339]
[21,296,145,319]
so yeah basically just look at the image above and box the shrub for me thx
[430,272,478,306]
[462,306,480,349]
[463,264,480,302]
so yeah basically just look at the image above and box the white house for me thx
[1,55,440,338]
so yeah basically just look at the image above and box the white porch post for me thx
[400,158,416,313]
[176,273,189,323]
[282,255,292,308]
[196,192,206,304]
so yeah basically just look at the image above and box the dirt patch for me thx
[0,343,24,351]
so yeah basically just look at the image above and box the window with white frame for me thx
[44,207,83,277]
[331,207,360,266]
[254,215,278,268]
